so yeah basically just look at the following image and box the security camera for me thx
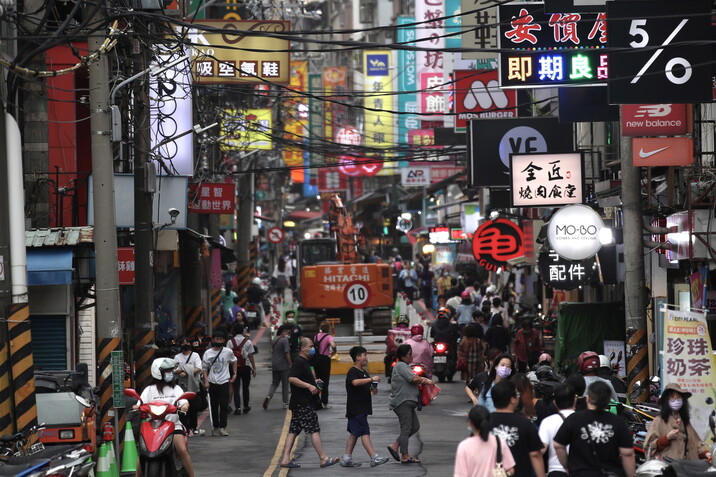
[168,208,180,224]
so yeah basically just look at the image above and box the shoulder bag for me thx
[586,425,620,477]
[493,434,508,477]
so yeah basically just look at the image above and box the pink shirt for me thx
[405,336,434,375]
[454,434,515,477]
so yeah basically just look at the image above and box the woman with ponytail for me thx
[454,405,515,477]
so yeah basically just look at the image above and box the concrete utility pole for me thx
[133,41,156,391]
[0,98,13,435]
[235,169,255,306]
[621,135,649,402]
[86,4,123,429]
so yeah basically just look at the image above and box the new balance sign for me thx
[454,70,517,132]
[621,104,690,137]
[401,167,431,187]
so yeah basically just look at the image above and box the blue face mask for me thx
[163,372,174,383]
[308,347,316,357]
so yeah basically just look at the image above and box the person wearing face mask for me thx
[137,358,195,477]
[174,338,204,436]
[478,354,516,412]
[513,318,542,372]
[437,269,452,297]
[201,331,238,436]
[643,383,711,461]
[454,405,516,477]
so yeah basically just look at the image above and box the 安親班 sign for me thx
[510,152,584,207]
[546,204,604,261]
[607,0,711,104]
[498,2,607,88]
[472,218,524,271]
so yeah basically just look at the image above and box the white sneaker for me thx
[340,459,361,467]
[220,428,229,436]
[196,429,206,436]
[370,456,389,467]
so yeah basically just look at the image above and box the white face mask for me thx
[163,372,174,383]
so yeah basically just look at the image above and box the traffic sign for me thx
[267,227,285,244]
[354,308,365,333]
[607,0,711,104]
[111,351,125,408]
[343,280,372,309]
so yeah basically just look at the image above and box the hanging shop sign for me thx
[621,104,690,137]
[415,0,444,117]
[363,51,395,173]
[467,118,575,188]
[498,2,607,88]
[430,227,460,244]
[662,307,716,439]
[220,108,272,150]
[454,70,517,133]
[397,17,419,151]
[538,248,598,290]
[401,167,431,187]
[117,247,135,285]
[632,137,694,167]
[188,183,235,214]
[317,169,348,193]
[510,152,584,207]
[546,204,604,260]
[471,218,524,271]
[324,66,349,165]
[461,0,499,60]
[186,21,290,85]
[607,0,711,104]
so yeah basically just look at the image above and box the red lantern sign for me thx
[471,218,524,271]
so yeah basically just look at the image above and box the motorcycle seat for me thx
[0,459,50,476]
[0,433,22,444]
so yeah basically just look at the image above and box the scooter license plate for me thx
[433,356,447,364]
[247,312,257,318]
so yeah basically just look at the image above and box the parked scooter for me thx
[432,342,455,383]
[124,388,195,477]
[0,443,93,477]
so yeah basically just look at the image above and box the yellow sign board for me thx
[185,20,291,84]
[221,109,273,150]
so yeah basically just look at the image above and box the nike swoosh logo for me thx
[639,146,670,158]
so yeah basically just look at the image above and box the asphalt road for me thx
[189,328,471,476]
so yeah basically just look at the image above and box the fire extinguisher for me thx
[103,421,114,442]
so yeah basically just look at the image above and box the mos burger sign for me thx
[547,205,604,261]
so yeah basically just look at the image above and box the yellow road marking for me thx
[263,410,293,477]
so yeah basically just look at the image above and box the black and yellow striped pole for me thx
[6,303,38,437]
[184,305,203,339]
[210,289,222,332]
[0,339,13,435]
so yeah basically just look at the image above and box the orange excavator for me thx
[297,194,394,334]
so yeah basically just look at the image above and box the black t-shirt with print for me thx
[490,411,544,477]
[345,367,372,418]
[553,409,633,477]
[289,356,316,409]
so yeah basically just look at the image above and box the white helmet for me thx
[151,357,177,380]
[635,459,669,477]
[598,354,611,369]
[252,277,261,285]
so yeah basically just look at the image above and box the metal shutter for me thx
[30,315,67,370]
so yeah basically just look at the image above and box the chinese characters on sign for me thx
[363,51,394,169]
[537,248,598,291]
[471,218,524,271]
[117,247,135,285]
[460,0,500,60]
[498,3,608,88]
[416,0,445,117]
[189,183,235,214]
[510,152,584,206]
[662,307,716,439]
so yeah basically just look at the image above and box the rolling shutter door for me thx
[30,315,67,370]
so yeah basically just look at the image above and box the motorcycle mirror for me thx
[124,388,141,401]
[633,380,642,390]
[74,394,92,408]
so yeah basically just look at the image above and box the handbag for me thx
[418,383,441,406]
[493,435,508,477]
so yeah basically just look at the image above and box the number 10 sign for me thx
[607,0,711,104]
[344,281,372,309]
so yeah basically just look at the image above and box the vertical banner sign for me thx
[285,61,308,183]
[111,351,125,408]
[444,0,462,49]
[323,67,348,165]
[607,0,711,104]
[662,307,716,439]
[308,73,323,167]
[461,0,500,61]
[363,51,394,173]
[397,17,419,155]
[415,0,445,119]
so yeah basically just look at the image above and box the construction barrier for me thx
[96,443,110,477]
[120,421,138,473]
[108,441,119,477]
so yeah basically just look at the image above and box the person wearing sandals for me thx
[454,405,516,477]
[279,337,339,469]
[387,344,436,465]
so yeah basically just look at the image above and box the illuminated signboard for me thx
[510,152,584,207]
[430,227,459,244]
[472,218,524,271]
[498,3,607,88]
[450,228,473,241]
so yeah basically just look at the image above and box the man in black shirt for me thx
[490,380,545,477]
[340,346,389,468]
[485,315,511,353]
[553,381,635,477]
[279,337,339,469]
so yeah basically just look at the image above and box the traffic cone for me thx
[120,422,138,473]
[107,441,120,477]
[96,444,111,477]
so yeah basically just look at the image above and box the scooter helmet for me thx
[396,315,410,327]
[577,351,600,374]
[598,354,611,369]
[635,459,669,477]
[460,290,471,299]
[252,277,261,285]
[436,307,451,320]
[151,357,177,380]
[410,324,424,337]
[538,353,553,366]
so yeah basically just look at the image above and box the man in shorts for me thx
[279,337,339,469]
[340,346,390,468]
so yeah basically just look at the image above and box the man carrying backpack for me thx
[228,324,257,415]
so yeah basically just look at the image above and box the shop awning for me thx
[26,248,74,286]
[287,210,323,222]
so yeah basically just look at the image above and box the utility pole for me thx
[0,96,13,435]
[86,3,123,429]
[133,39,155,391]
[621,135,648,402]
[236,168,255,306]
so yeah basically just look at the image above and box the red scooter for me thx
[124,389,195,477]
